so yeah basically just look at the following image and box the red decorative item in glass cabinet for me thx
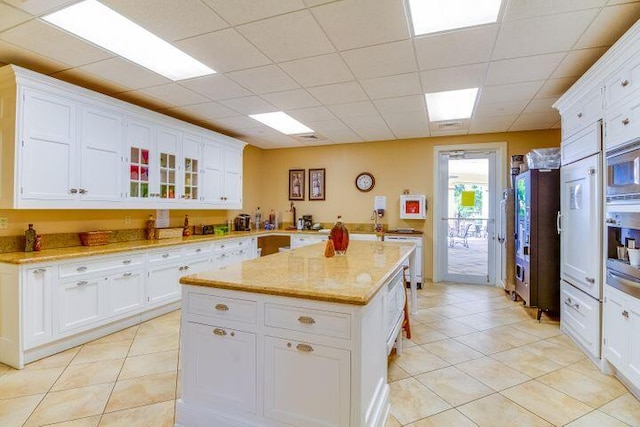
[330,215,349,255]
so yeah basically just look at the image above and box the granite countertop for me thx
[179,240,415,305]
[0,229,379,265]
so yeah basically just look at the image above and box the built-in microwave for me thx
[606,140,640,204]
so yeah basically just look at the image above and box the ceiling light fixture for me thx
[425,88,479,121]
[249,112,314,135]
[408,0,503,36]
[43,0,215,81]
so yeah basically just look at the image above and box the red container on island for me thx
[330,215,349,255]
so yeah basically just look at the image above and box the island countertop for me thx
[179,240,416,305]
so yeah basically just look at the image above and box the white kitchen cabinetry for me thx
[604,53,640,108]
[560,281,601,358]
[605,96,640,151]
[22,266,53,349]
[106,270,145,317]
[561,85,603,140]
[603,285,640,387]
[291,234,328,249]
[263,335,350,427]
[146,249,183,306]
[58,276,103,333]
[561,121,602,166]
[384,233,423,284]
[0,64,245,210]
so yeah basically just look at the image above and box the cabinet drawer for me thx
[59,255,143,278]
[147,248,182,263]
[562,86,603,140]
[187,293,257,324]
[560,281,600,359]
[605,55,640,108]
[561,121,601,165]
[183,244,212,257]
[605,96,640,151]
[214,238,249,253]
[264,303,351,339]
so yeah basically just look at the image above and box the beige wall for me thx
[257,129,561,280]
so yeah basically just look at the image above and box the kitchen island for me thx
[177,240,416,427]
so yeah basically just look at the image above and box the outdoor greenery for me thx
[453,184,483,217]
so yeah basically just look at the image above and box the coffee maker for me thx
[234,214,251,231]
[302,215,313,230]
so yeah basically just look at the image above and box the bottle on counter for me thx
[255,207,262,230]
[24,224,36,252]
[330,215,349,255]
[34,235,42,251]
[145,215,156,240]
[324,236,335,258]
[183,214,191,237]
[269,209,276,227]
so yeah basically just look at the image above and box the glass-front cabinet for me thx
[126,118,155,202]
[181,133,202,203]
[157,126,180,202]
[130,146,150,199]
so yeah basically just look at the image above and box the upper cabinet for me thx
[0,65,246,210]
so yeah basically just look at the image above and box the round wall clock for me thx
[355,172,375,192]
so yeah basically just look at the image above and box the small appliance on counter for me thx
[234,214,251,231]
[302,215,313,230]
[194,224,215,235]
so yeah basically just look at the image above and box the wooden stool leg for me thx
[402,266,411,340]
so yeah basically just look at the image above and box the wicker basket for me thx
[79,230,112,246]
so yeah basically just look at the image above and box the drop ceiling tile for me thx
[469,115,518,134]
[212,116,264,130]
[0,39,68,74]
[0,3,31,31]
[51,67,128,94]
[237,10,334,62]
[551,47,608,78]
[342,114,388,130]
[179,74,252,101]
[304,118,350,132]
[101,0,227,42]
[383,110,429,128]
[354,127,395,141]
[179,102,240,119]
[176,28,271,73]
[485,53,566,86]
[341,40,417,79]
[480,81,545,103]
[503,0,607,21]
[202,0,305,25]
[328,101,378,119]
[114,90,173,110]
[420,63,488,93]
[430,128,469,137]
[373,95,426,115]
[287,106,336,122]
[510,111,560,130]
[76,57,171,90]
[262,89,320,110]
[493,10,597,60]
[536,77,576,98]
[523,98,560,114]
[280,53,353,87]
[219,96,277,115]
[311,0,410,50]
[303,0,335,6]
[0,20,112,67]
[608,0,640,4]
[575,3,640,48]
[415,25,498,70]
[226,65,299,94]
[361,73,422,100]
[311,127,362,143]
[307,81,368,105]
[3,0,75,15]
[137,83,210,106]
[474,100,528,117]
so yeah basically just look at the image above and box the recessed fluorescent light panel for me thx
[249,112,314,135]
[43,0,215,81]
[408,0,502,36]
[425,88,479,121]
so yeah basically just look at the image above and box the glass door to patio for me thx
[438,150,497,284]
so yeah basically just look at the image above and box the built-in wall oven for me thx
[606,140,640,204]
[606,212,640,300]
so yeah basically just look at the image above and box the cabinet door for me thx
[20,88,76,202]
[605,97,640,151]
[181,133,201,203]
[603,288,627,368]
[59,277,103,332]
[264,336,350,427]
[560,154,601,298]
[107,270,144,317]
[223,146,243,207]
[79,106,123,203]
[183,322,256,413]
[627,301,640,386]
[201,139,224,205]
[157,125,180,201]
[182,257,212,275]
[126,118,155,201]
[22,266,53,349]
[146,261,181,305]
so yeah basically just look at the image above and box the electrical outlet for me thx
[124,216,131,225]
[0,217,7,229]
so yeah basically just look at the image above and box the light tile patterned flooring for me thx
[0,282,639,426]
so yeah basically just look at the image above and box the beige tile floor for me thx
[1,282,639,426]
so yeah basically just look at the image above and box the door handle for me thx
[556,211,562,234]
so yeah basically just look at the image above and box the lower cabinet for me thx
[263,336,350,427]
[23,266,53,349]
[603,285,640,387]
[58,276,103,333]
[107,270,145,317]
[147,250,182,305]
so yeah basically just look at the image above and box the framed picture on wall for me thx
[309,168,326,201]
[289,169,305,200]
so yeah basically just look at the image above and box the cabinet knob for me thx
[213,328,227,336]
[623,310,629,318]
[69,188,78,194]
[623,118,630,126]
[123,260,132,264]
[76,280,88,286]
[298,316,316,325]
[184,265,190,270]
[123,272,132,277]
[622,79,630,87]
[587,168,595,175]
[33,268,46,274]
[76,266,88,272]
[296,343,314,352]
[78,188,88,194]
[215,303,229,312]
[585,277,595,284]
[196,248,202,253]
[577,112,583,118]
[179,266,184,271]
[162,253,170,258]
